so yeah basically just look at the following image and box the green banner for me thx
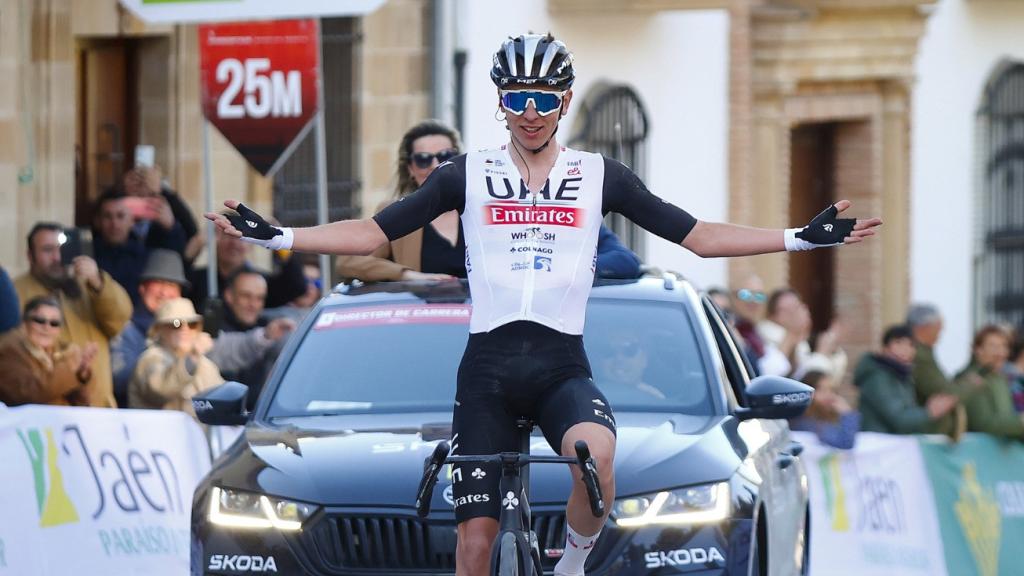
[918,435,1024,576]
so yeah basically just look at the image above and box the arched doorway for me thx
[569,82,649,254]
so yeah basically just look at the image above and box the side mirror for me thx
[193,381,250,426]
[734,375,813,421]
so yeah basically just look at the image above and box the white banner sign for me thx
[119,0,385,24]
[795,431,949,576]
[0,405,211,575]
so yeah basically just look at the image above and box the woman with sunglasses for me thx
[206,32,882,576]
[337,119,466,282]
[0,296,96,406]
[128,297,222,419]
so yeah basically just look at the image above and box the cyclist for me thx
[206,33,882,576]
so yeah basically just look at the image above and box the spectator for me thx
[854,324,960,435]
[789,370,860,449]
[0,296,96,406]
[92,187,187,306]
[263,256,323,324]
[907,303,956,405]
[129,298,222,419]
[110,248,192,406]
[122,165,200,258]
[220,269,295,408]
[0,265,18,333]
[336,119,642,282]
[189,226,306,312]
[731,274,787,376]
[758,288,848,380]
[14,223,132,407]
[1007,335,1024,413]
[954,325,1024,440]
[111,249,294,409]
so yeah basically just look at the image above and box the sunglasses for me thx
[500,89,565,117]
[736,288,767,303]
[28,315,62,328]
[410,149,458,169]
[164,319,202,330]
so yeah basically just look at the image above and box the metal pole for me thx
[314,18,330,295]
[203,120,218,298]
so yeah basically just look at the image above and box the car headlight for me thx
[208,486,318,531]
[613,482,730,527]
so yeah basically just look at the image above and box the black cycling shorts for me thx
[450,321,616,523]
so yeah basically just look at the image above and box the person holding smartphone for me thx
[92,186,187,309]
[14,222,131,407]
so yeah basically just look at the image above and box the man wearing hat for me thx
[111,248,296,407]
[110,248,191,406]
[128,297,222,418]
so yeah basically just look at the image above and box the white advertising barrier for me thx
[793,431,950,576]
[0,405,211,575]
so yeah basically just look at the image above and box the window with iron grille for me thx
[569,82,649,255]
[272,18,361,228]
[976,62,1024,328]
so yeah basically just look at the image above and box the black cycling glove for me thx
[225,203,293,250]
[785,204,856,251]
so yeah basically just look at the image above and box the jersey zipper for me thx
[522,189,538,318]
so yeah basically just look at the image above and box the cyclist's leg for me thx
[452,333,519,576]
[536,375,616,575]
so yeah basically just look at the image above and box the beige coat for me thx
[14,271,131,407]
[0,330,88,406]
[129,345,224,419]
[336,199,428,282]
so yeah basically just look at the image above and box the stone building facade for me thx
[553,0,933,366]
[0,0,431,273]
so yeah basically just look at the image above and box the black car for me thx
[192,277,812,575]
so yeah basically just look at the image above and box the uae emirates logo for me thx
[955,462,1001,576]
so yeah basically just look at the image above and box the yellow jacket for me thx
[14,271,132,407]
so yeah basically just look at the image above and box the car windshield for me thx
[268,298,713,418]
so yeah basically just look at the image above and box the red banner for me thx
[199,19,319,175]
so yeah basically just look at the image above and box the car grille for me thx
[307,512,570,573]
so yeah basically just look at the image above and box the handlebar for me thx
[415,441,450,518]
[415,440,605,519]
[574,441,605,518]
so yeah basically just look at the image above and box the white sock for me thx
[553,523,600,576]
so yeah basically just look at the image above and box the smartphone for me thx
[134,145,155,169]
[59,228,94,265]
[123,196,156,219]
[202,297,224,338]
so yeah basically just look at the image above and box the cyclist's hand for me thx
[206,201,293,250]
[785,200,882,251]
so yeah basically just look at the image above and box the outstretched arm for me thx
[682,200,882,258]
[602,158,882,258]
[205,156,467,257]
[205,201,388,256]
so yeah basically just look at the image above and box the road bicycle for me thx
[416,419,604,575]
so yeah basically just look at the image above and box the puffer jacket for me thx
[0,330,88,406]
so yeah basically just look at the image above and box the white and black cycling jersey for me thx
[373,145,697,334]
